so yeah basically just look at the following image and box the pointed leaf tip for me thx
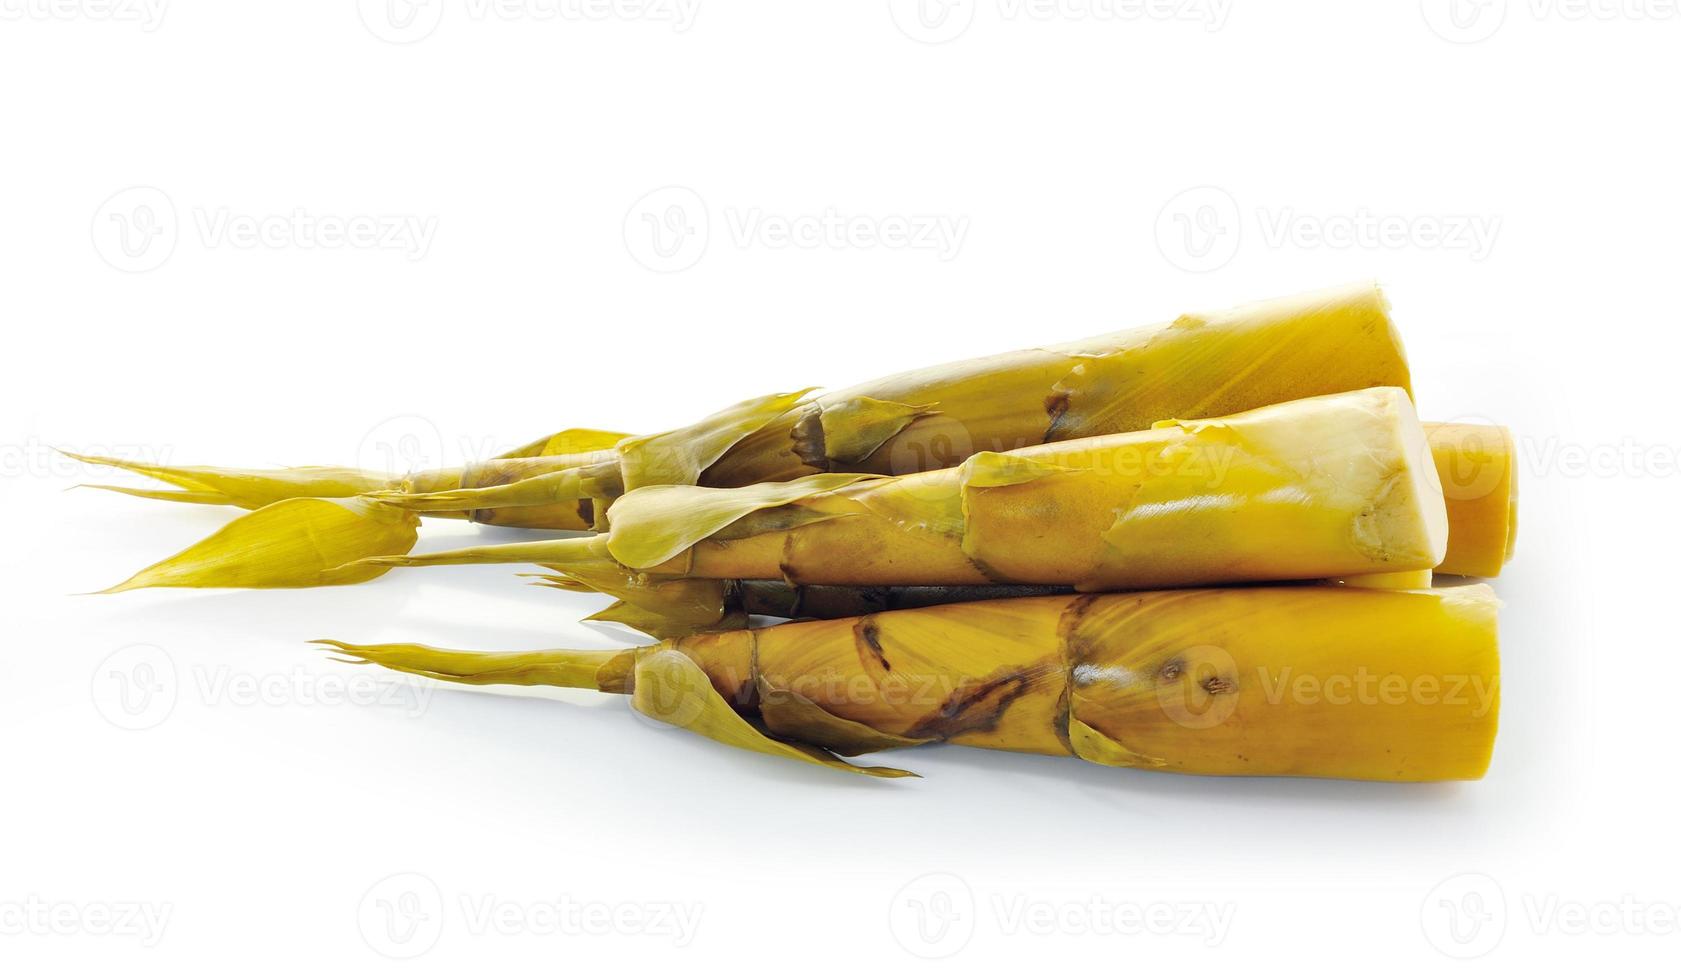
[92,578,145,596]
[103,497,420,591]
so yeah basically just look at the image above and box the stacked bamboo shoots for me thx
[77,283,1515,782]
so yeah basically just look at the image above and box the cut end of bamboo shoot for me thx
[1425,423,1519,577]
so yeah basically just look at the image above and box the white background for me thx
[3,0,1675,974]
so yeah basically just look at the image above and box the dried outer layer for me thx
[640,387,1449,590]
[365,416,1515,608]
[1425,423,1518,577]
[366,388,1449,591]
[709,281,1410,485]
[330,584,1500,782]
[368,283,1410,529]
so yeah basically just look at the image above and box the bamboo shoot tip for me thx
[89,574,149,596]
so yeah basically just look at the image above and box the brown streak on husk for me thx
[903,665,1036,742]
[853,617,892,673]
[1053,593,1101,750]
